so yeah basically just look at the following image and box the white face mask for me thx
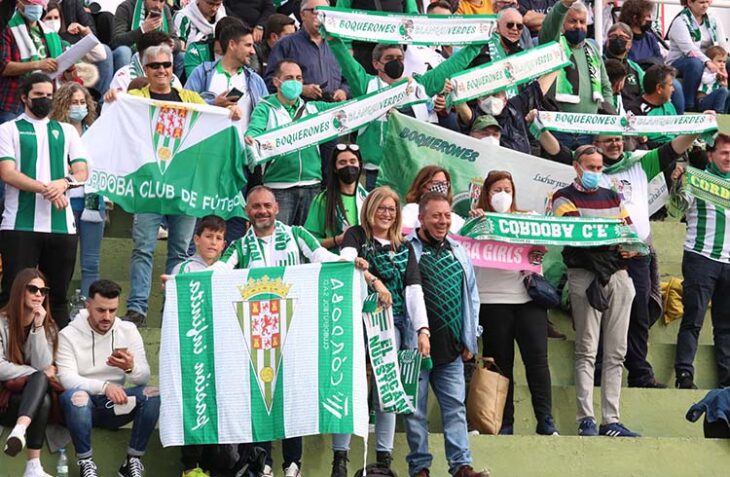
[46,19,61,32]
[480,135,500,147]
[490,191,513,213]
[478,96,505,116]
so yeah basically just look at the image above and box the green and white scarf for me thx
[241,221,302,268]
[556,35,603,104]
[683,165,730,211]
[533,111,719,137]
[132,0,169,33]
[680,7,718,43]
[7,10,63,62]
[484,33,517,98]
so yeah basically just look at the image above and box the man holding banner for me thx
[404,192,488,477]
[670,133,730,390]
[552,145,640,438]
[327,35,482,189]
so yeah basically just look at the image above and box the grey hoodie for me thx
[56,311,150,395]
[0,315,54,381]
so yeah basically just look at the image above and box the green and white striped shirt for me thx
[0,115,88,234]
[684,198,730,263]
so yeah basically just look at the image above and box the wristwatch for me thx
[64,175,84,189]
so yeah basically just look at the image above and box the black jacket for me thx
[224,0,274,28]
[60,0,97,44]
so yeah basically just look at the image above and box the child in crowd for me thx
[698,45,729,113]
[170,215,226,477]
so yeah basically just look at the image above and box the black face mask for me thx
[607,37,628,56]
[28,97,52,118]
[383,59,404,80]
[640,22,652,33]
[500,35,521,51]
[336,165,360,185]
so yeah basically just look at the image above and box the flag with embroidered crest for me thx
[159,261,369,446]
[82,93,246,219]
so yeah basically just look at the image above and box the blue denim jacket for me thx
[406,229,482,356]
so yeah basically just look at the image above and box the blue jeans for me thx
[332,315,416,453]
[404,355,471,476]
[60,385,161,459]
[698,88,730,114]
[671,78,685,115]
[675,250,730,386]
[72,202,106,297]
[550,131,592,150]
[672,57,704,110]
[127,213,196,314]
[94,44,114,95]
[113,45,133,73]
[271,186,319,226]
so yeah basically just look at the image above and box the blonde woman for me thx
[330,187,429,476]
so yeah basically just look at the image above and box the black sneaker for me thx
[630,378,668,389]
[118,456,144,477]
[375,451,392,469]
[676,371,698,389]
[331,450,348,477]
[123,310,147,328]
[78,458,98,477]
[536,415,559,435]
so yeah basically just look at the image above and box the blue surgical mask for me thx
[280,80,302,101]
[23,4,43,22]
[69,105,88,123]
[564,28,587,45]
[580,167,602,190]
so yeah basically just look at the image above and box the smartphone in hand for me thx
[226,87,244,101]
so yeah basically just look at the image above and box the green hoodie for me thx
[246,94,334,186]
[329,39,482,168]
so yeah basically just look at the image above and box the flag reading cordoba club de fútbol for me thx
[83,94,246,219]
[159,261,368,446]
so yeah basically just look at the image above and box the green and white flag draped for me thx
[159,262,368,446]
[459,213,644,247]
[83,94,246,219]
[683,166,730,210]
[248,80,414,164]
[534,111,719,136]
[362,295,414,414]
[317,6,496,45]
[448,42,571,105]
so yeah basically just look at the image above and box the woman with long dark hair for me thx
[0,268,58,477]
[304,143,368,251]
[472,171,557,436]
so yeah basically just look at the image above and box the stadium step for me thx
[3,431,729,476]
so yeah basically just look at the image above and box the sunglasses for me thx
[336,143,360,152]
[573,145,604,160]
[26,284,50,296]
[145,61,172,70]
[506,22,524,31]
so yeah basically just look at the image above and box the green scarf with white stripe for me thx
[131,0,169,33]
[556,35,603,104]
[484,33,517,97]
[680,7,718,43]
[7,10,63,63]
[241,221,301,268]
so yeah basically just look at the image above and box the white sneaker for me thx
[23,458,52,477]
[284,463,301,477]
[259,464,274,477]
[3,425,26,456]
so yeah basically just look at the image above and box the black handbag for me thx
[523,273,561,309]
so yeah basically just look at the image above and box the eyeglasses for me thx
[145,61,172,70]
[574,145,604,161]
[26,285,50,296]
[336,143,360,152]
[505,22,524,31]
[376,206,397,215]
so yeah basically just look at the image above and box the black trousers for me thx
[480,302,552,427]
[0,371,51,450]
[259,437,301,469]
[624,255,655,386]
[0,230,78,328]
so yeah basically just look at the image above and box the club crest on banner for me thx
[399,18,414,40]
[236,276,296,414]
[150,104,199,174]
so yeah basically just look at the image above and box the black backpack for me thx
[200,444,267,477]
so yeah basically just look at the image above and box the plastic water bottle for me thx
[56,449,68,477]
[68,289,85,321]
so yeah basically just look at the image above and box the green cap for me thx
[471,114,502,132]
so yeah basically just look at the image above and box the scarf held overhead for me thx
[556,36,603,105]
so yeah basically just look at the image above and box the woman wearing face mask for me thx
[49,83,105,298]
[304,144,368,252]
[331,186,429,475]
[470,170,557,437]
[401,165,465,234]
